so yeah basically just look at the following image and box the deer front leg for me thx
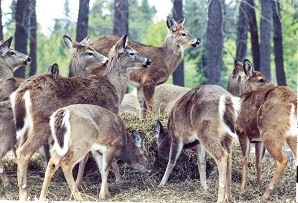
[76,153,89,187]
[98,152,114,200]
[0,159,10,187]
[238,134,250,191]
[142,84,155,113]
[255,141,265,188]
[196,144,207,190]
[159,137,183,187]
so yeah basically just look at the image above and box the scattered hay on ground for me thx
[0,112,296,202]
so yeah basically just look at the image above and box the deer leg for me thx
[60,161,83,201]
[238,135,250,191]
[97,151,113,200]
[137,87,146,118]
[225,149,232,199]
[255,141,265,188]
[159,137,183,187]
[0,159,10,187]
[39,155,61,200]
[263,139,288,199]
[196,144,207,190]
[76,153,89,187]
[215,155,228,203]
[142,84,155,112]
[286,136,297,162]
[38,144,50,169]
[111,159,123,182]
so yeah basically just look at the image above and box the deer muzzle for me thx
[192,38,201,47]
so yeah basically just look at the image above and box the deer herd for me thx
[0,17,296,202]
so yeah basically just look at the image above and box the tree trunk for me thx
[29,0,37,76]
[272,0,286,85]
[76,0,89,42]
[172,0,184,86]
[235,0,248,61]
[14,0,30,78]
[0,0,3,40]
[207,0,223,85]
[259,0,272,80]
[113,0,128,36]
[247,0,260,71]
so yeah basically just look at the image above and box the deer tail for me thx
[50,108,71,156]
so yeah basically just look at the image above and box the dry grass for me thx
[0,112,296,202]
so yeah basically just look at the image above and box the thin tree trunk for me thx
[113,0,128,36]
[247,0,260,71]
[0,0,3,40]
[207,0,223,85]
[172,0,184,86]
[14,0,30,78]
[29,0,37,76]
[272,0,286,85]
[236,0,248,61]
[76,0,89,42]
[259,0,272,80]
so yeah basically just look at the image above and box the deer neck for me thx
[0,62,13,78]
[161,35,184,74]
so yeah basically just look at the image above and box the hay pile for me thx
[0,112,296,202]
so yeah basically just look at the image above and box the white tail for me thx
[39,104,148,201]
[156,85,240,203]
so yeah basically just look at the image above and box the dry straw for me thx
[0,112,295,202]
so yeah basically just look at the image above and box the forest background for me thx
[0,0,297,90]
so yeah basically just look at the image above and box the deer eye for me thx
[259,78,265,82]
[87,52,94,57]
[10,51,16,56]
[129,52,135,56]
[181,33,187,37]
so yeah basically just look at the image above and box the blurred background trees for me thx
[0,0,297,90]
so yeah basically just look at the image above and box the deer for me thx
[0,36,31,79]
[39,104,148,201]
[88,16,200,117]
[10,35,151,200]
[0,63,60,187]
[119,92,141,116]
[155,84,241,203]
[231,60,297,199]
[153,84,190,115]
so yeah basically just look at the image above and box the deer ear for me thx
[0,36,12,55]
[48,63,59,76]
[166,16,178,32]
[177,18,185,26]
[63,35,76,51]
[115,35,128,54]
[80,36,90,45]
[243,59,254,78]
[155,120,164,139]
[133,131,142,148]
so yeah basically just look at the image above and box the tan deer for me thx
[233,60,297,199]
[119,92,141,116]
[39,104,148,201]
[0,63,60,187]
[0,36,31,78]
[10,35,151,200]
[89,17,200,117]
[156,85,241,203]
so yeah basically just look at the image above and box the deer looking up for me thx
[10,35,151,200]
[39,104,148,201]
[0,37,31,78]
[156,85,241,203]
[88,16,200,117]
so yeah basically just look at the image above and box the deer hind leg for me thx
[39,154,61,200]
[76,153,89,187]
[214,155,228,203]
[263,138,288,199]
[159,137,183,187]
[0,158,10,187]
[255,141,265,187]
[38,144,50,169]
[196,144,207,190]
[285,135,297,164]
[238,134,250,191]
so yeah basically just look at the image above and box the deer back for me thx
[0,37,31,78]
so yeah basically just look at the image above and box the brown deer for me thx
[0,36,31,78]
[156,85,241,203]
[89,17,200,117]
[10,35,151,200]
[233,60,297,199]
[0,63,60,187]
[39,104,148,201]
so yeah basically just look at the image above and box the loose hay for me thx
[0,112,296,202]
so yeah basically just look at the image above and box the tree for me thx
[259,0,272,80]
[113,0,128,36]
[247,0,260,71]
[76,0,89,42]
[0,0,3,40]
[172,0,184,86]
[272,0,286,85]
[29,0,37,76]
[207,0,223,85]
[235,0,248,61]
[14,0,30,78]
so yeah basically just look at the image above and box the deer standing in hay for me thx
[39,104,148,201]
[10,35,151,200]
[88,17,200,117]
[0,64,59,187]
[230,60,297,199]
[156,85,241,203]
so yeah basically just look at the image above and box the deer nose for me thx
[192,38,201,47]
[27,57,31,62]
[146,59,151,65]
